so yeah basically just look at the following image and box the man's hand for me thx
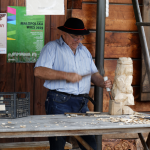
[66,73,82,83]
[91,72,113,89]
[104,78,112,89]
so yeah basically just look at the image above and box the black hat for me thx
[57,18,90,35]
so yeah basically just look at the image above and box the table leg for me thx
[138,133,149,150]
[146,133,150,149]
[74,136,94,150]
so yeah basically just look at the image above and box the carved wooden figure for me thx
[110,57,134,115]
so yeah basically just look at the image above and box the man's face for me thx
[63,33,84,51]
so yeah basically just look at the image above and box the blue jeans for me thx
[45,90,97,150]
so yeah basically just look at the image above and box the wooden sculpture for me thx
[109,57,134,115]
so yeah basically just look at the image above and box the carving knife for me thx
[100,65,113,100]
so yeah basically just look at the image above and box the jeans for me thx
[45,90,97,150]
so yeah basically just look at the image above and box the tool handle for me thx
[104,76,111,91]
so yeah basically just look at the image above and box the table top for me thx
[0,113,150,138]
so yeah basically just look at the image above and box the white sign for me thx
[0,13,7,54]
[0,104,5,111]
[26,0,64,15]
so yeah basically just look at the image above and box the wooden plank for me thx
[72,4,137,31]
[25,65,34,143]
[0,141,72,150]
[82,32,141,58]
[67,0,82,9]
[17,0,25,6]
[1,0,16,13]
[45,15,51,44]
[34,78,47,115]
[83,0,142,4]
[33,77,48,142]
[15,63,26,92]
[1,115,150,138]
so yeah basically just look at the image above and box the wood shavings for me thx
[108,115,150,124]
[110,117,120,123]
[119,123,124,125]
[101,118,109,122]
[94,115,101,117]
[91,122,96,125]
[20,125,26,128]
[8,121,11,124]
[5,126,10,128]
[29,121,31,123]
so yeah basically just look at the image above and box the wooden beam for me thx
[72,4,137,31]
[82,0,142,4]
[82,32,141,58]
[67,0,82,9]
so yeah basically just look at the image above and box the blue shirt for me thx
[35,36,98,95]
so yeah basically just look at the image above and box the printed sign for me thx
[7,6,45,63]
[0,13,7,54]
[26,0,64,15]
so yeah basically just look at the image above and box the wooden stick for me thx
[74,136,94,150]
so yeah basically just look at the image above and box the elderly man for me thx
[34,18,112,150]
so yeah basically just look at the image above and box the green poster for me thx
[7,6,45,63]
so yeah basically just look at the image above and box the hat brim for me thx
[58,26,90,35]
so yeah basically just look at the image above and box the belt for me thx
[49,90,95,105]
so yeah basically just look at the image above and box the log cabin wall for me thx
[72,0,148,112]
[0,0,149,145]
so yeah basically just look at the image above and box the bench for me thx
[0,141,72,150]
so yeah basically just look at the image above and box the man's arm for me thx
[91,72,112,89]
[34,66,82,83]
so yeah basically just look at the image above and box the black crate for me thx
[0,92,30,119]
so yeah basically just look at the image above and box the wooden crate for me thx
[0,141,72,150]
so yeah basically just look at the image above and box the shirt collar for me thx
[58,36,83,49]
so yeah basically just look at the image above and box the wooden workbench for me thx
[0,113,150,149]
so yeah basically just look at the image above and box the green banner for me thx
[7,6,45,63]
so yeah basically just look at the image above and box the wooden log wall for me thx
[70,0,150,112]
[0,0,149,144]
